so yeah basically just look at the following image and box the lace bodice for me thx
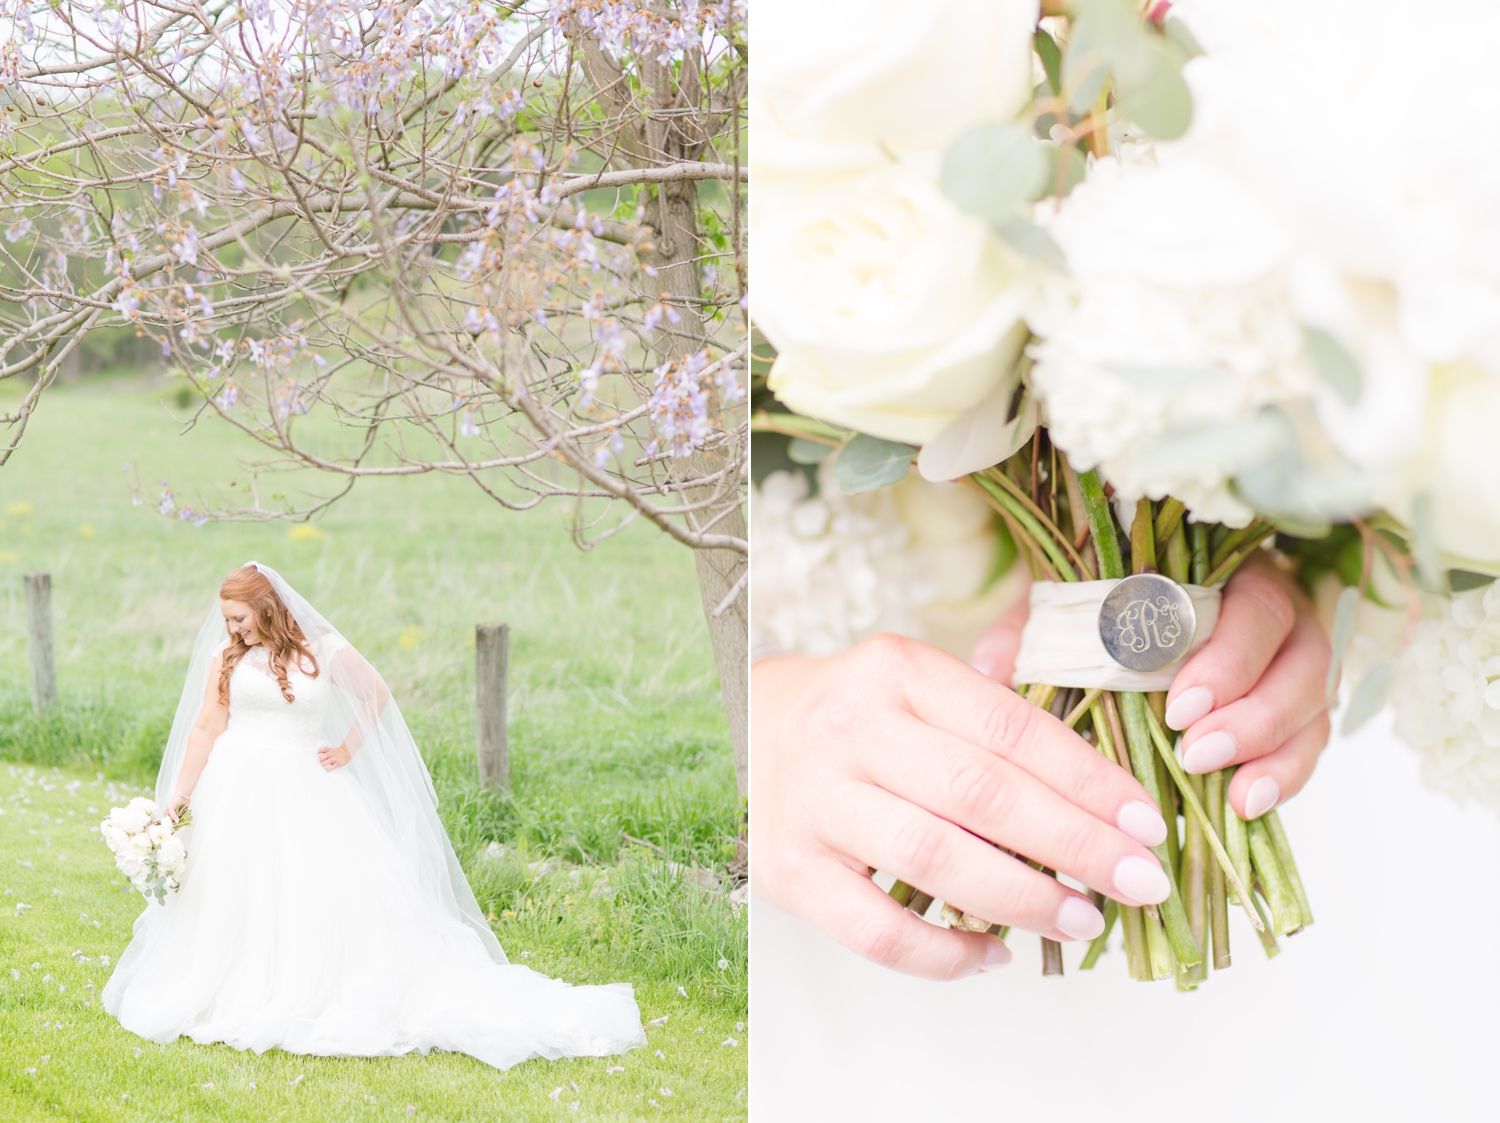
[222,640,342,751]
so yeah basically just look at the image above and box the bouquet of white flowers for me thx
[100,797,191,904]
[755,0,1500,986]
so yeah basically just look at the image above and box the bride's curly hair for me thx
[217,565,319,705]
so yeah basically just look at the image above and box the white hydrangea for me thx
[1392,584,1500,811]
[751,458,1024,661]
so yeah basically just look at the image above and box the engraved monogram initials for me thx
[1113,596,1184,655]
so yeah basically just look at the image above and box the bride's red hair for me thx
[217,565,319,705]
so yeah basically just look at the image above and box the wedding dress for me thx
[102,566,644,1070]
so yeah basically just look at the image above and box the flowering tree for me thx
[0,0,749,794]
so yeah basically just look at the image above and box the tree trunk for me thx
[690,505,749,802]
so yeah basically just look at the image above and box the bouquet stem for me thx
[1205,769,1232,969]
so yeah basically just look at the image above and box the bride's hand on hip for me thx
[751,637,1174,981]
[973,551,1333,823]
[318,744,351,771]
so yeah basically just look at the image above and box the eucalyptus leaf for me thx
[1450,569,1498,592]
[1045,144,1087,199]
[1303,326,1362,406]
[994,216,1067,269]
[787,438,834,465]
[1412,492,1444,592]
[1034,28,1063,95]
[1341,659,1394,735]
[1326,585,1360,699]
[1163,17,1204,59]
[1112,42,1193,140]
[835,434,916,494]
[940,123,1050,223]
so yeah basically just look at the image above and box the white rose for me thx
[100,822,127,853]
[128,832,154,856]
[145,821,172,846]
[756,162,1031,444]
[752,0,1037,176]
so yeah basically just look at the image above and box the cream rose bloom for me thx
[752,0,1037,175]
[755,162,1030,444]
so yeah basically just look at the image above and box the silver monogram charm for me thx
[1098,573,1198,673]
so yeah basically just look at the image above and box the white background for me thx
[750,713,1500,1121]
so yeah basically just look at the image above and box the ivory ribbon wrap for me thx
[1012,580,1222,692]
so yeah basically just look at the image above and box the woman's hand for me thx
[751,637,1175,981]
[165,792,191,824]
[318,744,351,772]
[974,550,1332,822]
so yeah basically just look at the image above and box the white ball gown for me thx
[103,570,644,1070]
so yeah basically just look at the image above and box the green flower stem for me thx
[1224,781,1251,908]
[1208,520,1273,572]
[887,880,916,908]
[1249,890,1282,959]
[1041,937,1065,976]
[980,466,1090,577]
[1080,899,1119,970]
[1205,769,1232,969]
[1141,706,1266,934]
[1264,809,1313,926]
[1119,692,1201,969]
[1162,521,1191,585]
[1248,818,1304,936]
[1119,903,1150,980]
[1062,687,1104,729]
[971,473,1078,581]
[1141,904,1177,980]
[1131,499,1158,573]
[906,889,935,917]
[1190,522,1211,585]
[1152,497,1187,557]
[1179,771,1210,986]
[1204,525,1279,586]
[1077,470,1124,580]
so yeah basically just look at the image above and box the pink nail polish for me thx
[1055,897,1105,941]
[1113,855,1171,904]
[1243,776,1280,820]
[1181,730,1237,774]
[1165,686,1215,730]
[979,937,1012,972]
[1117,800,1168,847]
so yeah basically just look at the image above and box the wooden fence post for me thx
[24,572,57,712]
[476,623,509,791]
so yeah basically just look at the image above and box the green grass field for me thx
[0,377,746,1120]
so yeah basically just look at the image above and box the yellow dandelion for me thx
[288,525,325,541]
[6,501,31,518]
[78,524,95,539]
[399,627,423,649]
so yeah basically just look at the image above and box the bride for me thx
[102,563,645,1069]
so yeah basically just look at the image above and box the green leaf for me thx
[1112,42,1193,140]
[1303,326,1362,405]
[994,216,1067,269]
[1062,17,1111,115]
[940,123,1050,223]
[1045,144,1087,199]
[1450,569,1498,592]
[1342,659,1393,735]
[1034,28,1064,95]
[787,437,834,465]
[834,435,916,494]
[1326,585,1359,699]
[1412,492,1445,592]
[1163,17,1204,59]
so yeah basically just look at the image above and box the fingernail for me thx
[1113,855,1171,905]
[1181,730,1237,774]
[979,937,1012,972]
[1243,776,1281,820]
[971,658,995,678]
[1165,685,1215,730]
[1117,800,1168,847]
[1055,897,1105,941]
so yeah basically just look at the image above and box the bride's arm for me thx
[317,645,391,772]
[167,656,229,821]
